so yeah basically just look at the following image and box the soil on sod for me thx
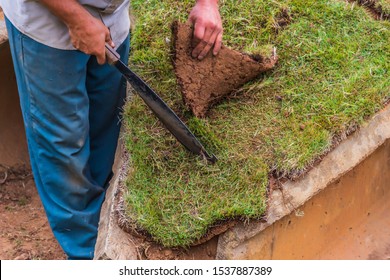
[121,0,389,248]
[172,21,277,117]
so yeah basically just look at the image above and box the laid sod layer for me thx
[122,0,389,247]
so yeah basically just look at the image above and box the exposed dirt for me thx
[0,166,66,260]
[125,234,219,260]
[172,21,278,117]
[353,0,390,20]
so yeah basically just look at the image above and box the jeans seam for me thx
[18,34,50,188]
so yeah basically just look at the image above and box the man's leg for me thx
[86,36,130,188]
[5,18,120,259]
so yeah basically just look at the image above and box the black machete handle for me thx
[105,43,120,65]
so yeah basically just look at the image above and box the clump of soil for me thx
[0,165,66,260]
[172,21,278,117]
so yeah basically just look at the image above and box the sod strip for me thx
[122,0,389,247]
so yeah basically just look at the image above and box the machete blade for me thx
[105,44,217,163]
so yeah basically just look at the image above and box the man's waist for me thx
[80,0,127,14]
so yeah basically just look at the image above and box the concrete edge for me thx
[94,139,138,260]
[216,105,390,259]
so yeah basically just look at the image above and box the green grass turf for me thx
[122,0,390,247]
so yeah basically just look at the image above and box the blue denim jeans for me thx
[5,18,130,259]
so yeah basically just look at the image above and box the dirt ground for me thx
[0,165,218,261]
[0,166,66,260]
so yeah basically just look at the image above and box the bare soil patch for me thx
[0,166,66,260]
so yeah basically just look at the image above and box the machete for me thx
[105,44,217,163]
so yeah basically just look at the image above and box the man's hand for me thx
[188,0,223,60]
[67,15,114,65]
[39,0,114,64]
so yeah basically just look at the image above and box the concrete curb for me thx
[94,141,138,260]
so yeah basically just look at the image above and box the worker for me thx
[0,0,222,259]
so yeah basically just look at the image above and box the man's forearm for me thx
[38,1,112,64]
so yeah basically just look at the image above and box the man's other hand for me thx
[188,0,222,60]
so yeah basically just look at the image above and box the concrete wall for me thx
[217,139,390,259]
[0,17,30,167]
[217,105,390,259]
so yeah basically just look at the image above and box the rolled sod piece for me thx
[172,21,278,117]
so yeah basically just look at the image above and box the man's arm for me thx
[38,0,113,64]
[188,0,223,60]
